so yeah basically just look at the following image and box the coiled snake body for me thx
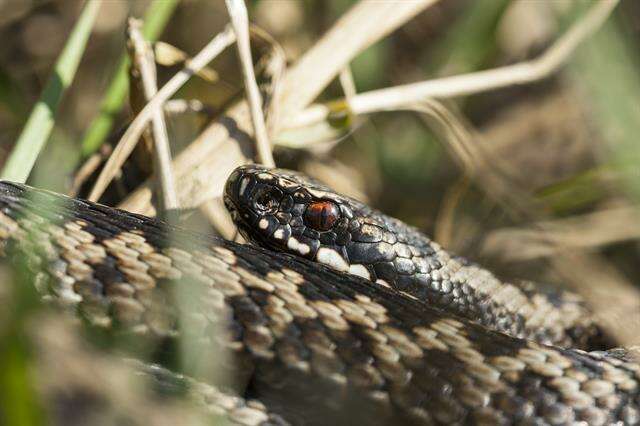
[0,166,639,425]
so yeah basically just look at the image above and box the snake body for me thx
[1,175,639,425]
[224,166,601,349]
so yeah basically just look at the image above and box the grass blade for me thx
[79,0,179,157]
[1,0,102,183]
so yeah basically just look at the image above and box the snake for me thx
[224,165,603,350]
[0,166,639,425]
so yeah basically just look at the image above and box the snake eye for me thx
[304,201,340,231]
[254,186,282,212]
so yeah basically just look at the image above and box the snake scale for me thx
[1,165,639,425]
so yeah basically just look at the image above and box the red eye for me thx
[304,201,340,231]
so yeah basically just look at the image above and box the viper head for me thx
[224,164,435,291]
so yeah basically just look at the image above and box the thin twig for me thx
[164,99,214,116]
[87,26,236,202]
[225,0,273,167]
[411,100,480,175]
[483,207,640,262]
[285,0,619,130]
[251,25,287,135]
[118,0,437,214]
[411,97,640,346]
[339,66,357,99]
[434,176,470,249]
[127,18,178,211]
[552,252,640,345]
[279,0,439,120]
[200,198,237,240]
[154,41,220,83]
[413,96,640,347]
[69,148,110,197]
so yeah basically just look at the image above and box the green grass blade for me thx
[79,0,179,157]
[569,16,640,201]
[0,0,102,183]
[0,250,48,426]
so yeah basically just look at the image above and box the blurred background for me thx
[0,0,640,423]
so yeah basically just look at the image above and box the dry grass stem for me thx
[127,18,178,211]
[413,98,549,217]
[404,97,640,344]
[339,66,357,99]
[434,177,470,249]
[302,158,368,202]
[69,149,109,197]
[119,0,438,214]
[164,99,213,116]
[286,0,619,129]
[279,0,439,120]
[251,26,286,134]
[552,252,640,345]
[200,198,237,240]
[154,41,220,83]
[411,100,479,173]
[88,25,236,202]
[226,0,274,167]
[483,207,640,262]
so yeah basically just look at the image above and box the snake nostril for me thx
[253,186,282,213]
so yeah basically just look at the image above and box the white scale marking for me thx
[376,279,391,288]
[239,177,250,196]
[308,188,334,199]
[400,291,418,301]
[287,237,310,255]
[259,219,269,230]
[273,229,284,240]
[348,264,371,280]
[316,247,349,272]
